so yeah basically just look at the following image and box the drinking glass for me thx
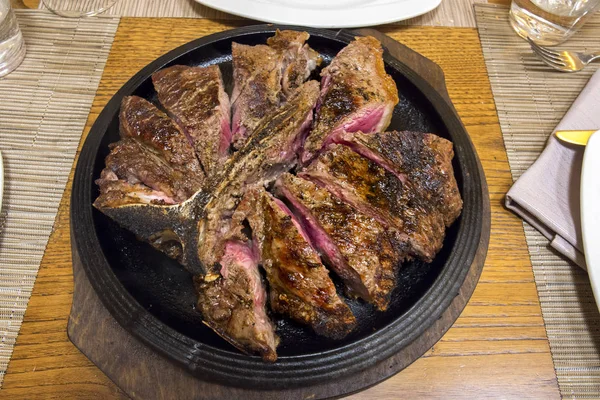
[510,0,600,45]
[41,0,119,18]
[0,0,26,78]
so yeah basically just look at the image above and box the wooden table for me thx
[0,7,562,400]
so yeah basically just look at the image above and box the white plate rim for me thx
[581,130,600,310]
[194,0,442,28]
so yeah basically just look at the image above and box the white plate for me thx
[581,130,600,310]
[195,0,442,28]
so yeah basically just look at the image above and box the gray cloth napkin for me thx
[506,69,600,270]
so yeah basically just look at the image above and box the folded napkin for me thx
[506,69,600,270]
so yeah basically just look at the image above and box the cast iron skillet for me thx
[71,25,483,390]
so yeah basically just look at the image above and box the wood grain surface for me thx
[10,0,39,8]
[0,17,560,399]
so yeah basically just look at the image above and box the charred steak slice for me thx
[276,173,400,311]
[300,144,448,262]
[302,36,399,163]
[336,131,463,226]
[198,80,320,271]
[231,31,319,149]
[231,42,280,149]
[245,189,356,338]
[195,240,279,362]
[97,95,205,206]
[102,138,199,203]
[94,96,209,273]
[120,96,205,182]
[94,170,176,207]
[267,30,322,97]
[152,65,231,176]
[93,185,206,271]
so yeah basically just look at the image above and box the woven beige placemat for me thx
[475,4,600,398]
[39,0,238,19]
[0,10,119,385]
[40,0,488,27]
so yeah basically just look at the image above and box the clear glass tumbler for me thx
[42,0,119,18]
[0,0,26,78]
[510,0,600,45]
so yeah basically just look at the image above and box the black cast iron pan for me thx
[71,25,485,391]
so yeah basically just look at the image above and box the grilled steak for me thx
[302,36,399,163]
[195,240,279,362]
[267,30,321,97]
[243,188,356,338]
[300,143,455,262]
[231,31,319,149]
[93,32,464,362]
[103,138,199,203]
[119,96,205,179]
[336,131,462,226]
[117,96,205,200]
[94,95,206,263]
[192,82,319,359]
[95,170,176,207]
[94,96,209,273]
[276,173,400,310]
[230,42,280,149]
[94,192,207,272]
[94,81,319,277]
[152,65,231,175]
[198,80,320,271]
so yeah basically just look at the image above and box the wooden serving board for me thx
[0,18,560,399]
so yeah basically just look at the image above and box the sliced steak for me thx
[94,170,176,207]
[198,81,320,271]
[94,95,209,272]
[152,65,231,175]
[336,131,463,226]
[120,96,205,180]
[302,36,399,163]
[267,30,321,97]
[276,173,400,311]
[231,31,319,148]
[94,81,319,276]
[195,240,279,362]
[117,96,205,200]
[103,138,198,203]
[244,189,356,338]
[300,144,448,262]
[95,94,206,220]
[230,42,281,149]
